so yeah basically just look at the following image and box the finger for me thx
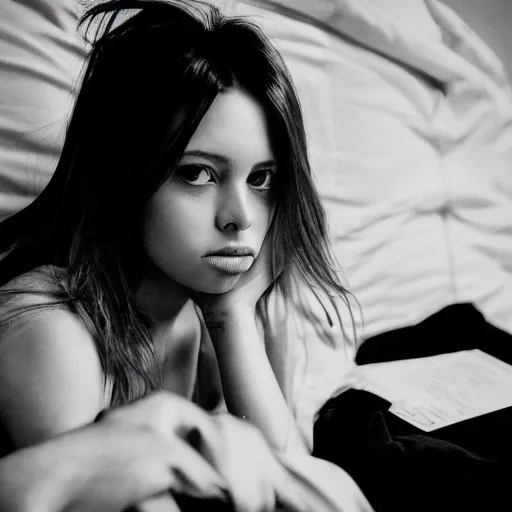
[171,407,232,473]
[101,393,236,503]
[167,437,229,501]
[106,391,225,464]
[135,492,181,512]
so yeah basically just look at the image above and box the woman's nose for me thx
[215,186,253,232]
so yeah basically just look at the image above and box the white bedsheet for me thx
[219,0,512,340]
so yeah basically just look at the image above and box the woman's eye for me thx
[248,169,275,190]
[177,165,213,186]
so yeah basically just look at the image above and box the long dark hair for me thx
[0,0,354,406]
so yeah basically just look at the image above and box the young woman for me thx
[0,0,366,509]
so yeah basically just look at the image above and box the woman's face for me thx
[143,87,277,294]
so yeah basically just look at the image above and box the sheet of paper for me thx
[352,350,512,431]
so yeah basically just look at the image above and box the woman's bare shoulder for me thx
[0,265,66,305]
[0,266,98,366]
[0,266,105,449]
[0,265,69,332]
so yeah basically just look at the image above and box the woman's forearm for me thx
[205,307,307,454]
[0,427,102,512]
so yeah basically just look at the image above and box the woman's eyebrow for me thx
[253,159,276,169]
[181,150,229,165]
[182,150,276,170]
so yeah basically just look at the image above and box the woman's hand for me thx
[90,392,231,509]
[0,392,229,512]
[99,394,308,512]
[0,391,314,512]
[195,236,273,322]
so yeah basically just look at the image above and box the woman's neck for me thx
[136,267,201,397]
[136,266,191,327]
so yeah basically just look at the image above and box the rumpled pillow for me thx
[0,0,85,220]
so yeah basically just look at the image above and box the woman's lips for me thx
[203,255,254,274]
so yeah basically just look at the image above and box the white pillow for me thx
[0,0,84,220]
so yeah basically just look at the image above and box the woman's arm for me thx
[195,239,308,454]
[200,303,308,454]
[199,300,374,512]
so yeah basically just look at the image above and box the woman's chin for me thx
[190,273,242,295]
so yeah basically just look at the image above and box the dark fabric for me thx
[130,496,233,512]
[355,303,512,365]
[313,303,512,512]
